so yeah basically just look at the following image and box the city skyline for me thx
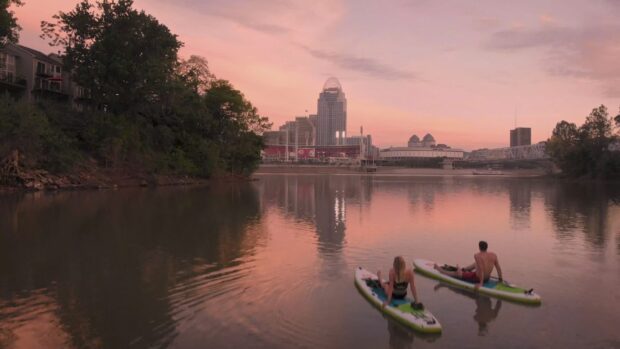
[13,0,620,150]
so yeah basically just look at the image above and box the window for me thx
[0,53,16,83]
[36,62,46,74]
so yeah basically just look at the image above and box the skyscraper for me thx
[510,127,531,147]
[317,77,347,145]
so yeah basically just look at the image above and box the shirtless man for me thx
[435,241,503,289]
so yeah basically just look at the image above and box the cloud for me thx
[485,24,620,97]
[299,45,418,81]
[156,0,343,35]
[472,17,502,31]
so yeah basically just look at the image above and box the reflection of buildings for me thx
[258,176,372,255]
[509,183,532,229]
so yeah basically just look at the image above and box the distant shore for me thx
[255,164,548,177]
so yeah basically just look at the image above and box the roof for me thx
[323,77,342,91]
[15,44,62,66]
[422,133,435,142]
[408,134,420,143]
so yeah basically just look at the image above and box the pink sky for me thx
[13,0,620,150]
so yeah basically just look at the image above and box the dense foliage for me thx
[546,105,620,179]
[0,0,21,46]
[0,0,270,177]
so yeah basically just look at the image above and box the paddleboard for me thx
[413,259,541,305]
[354,267,442,334]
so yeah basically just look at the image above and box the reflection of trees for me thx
[542,182,620,249]
[0,184,263,348]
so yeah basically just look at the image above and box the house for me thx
[0,43,87,106]
[0,44,27,99]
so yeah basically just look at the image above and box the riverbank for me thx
[0,165,210,193]
[255,164,548,177]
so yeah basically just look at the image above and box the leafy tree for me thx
[178,55,214,95]
[2,0,272,180]
[546,105,620,179]
[0,0,22,47]
[0,96,78,172]
[202,80,270,175]
[41,0,182,113]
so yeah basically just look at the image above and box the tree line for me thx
[546,105,620,179]
[1,0,270,177]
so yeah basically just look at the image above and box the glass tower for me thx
[317,77,347,146]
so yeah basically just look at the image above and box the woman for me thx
[378,256,421,308]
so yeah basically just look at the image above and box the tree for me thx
[546,121,580,175]
[546,105,620,179]
[202,80,271,174]
[0,0,22,47]
[178,55,215,95]
[41,0,182,113]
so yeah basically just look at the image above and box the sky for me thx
[12,0,620,150]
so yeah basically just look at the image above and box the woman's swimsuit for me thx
[392,280,408,299]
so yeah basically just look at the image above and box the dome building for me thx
[422,133,436,147]
[378,132,464,162]
[408,134,421,148]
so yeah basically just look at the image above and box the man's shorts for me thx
[460,271,488,284]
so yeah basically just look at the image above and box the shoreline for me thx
[0,168,256,194]
[254,164,548,178]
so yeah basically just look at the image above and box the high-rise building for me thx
[317,77,347,145]
[510,127,531,147]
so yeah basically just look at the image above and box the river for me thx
[0,174,619,348]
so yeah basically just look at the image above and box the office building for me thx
[317,77,347,145]
[510,127,531,147]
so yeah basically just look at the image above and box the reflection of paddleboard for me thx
[413,259,541,305]
[354,267,442,334]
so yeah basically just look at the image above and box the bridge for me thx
[458,143,551,168]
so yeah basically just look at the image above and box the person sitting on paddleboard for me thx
[377,256,421,308]
[434,241,503,289]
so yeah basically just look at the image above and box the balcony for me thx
[32,79,69,102]
[0,72,27,95]
[36,68,54,78]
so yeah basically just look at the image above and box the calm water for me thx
[0,175,619,348]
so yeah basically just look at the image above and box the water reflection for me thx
[385,316,438,349]
[0,185,263,348]
[542,182,620,249]
[0,176,619,348]
[258,175,373,255]
[509,183,531,229]
[433,284,502,336]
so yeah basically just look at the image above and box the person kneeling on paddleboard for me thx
[377,256,422,309]
[434,241,503,289]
